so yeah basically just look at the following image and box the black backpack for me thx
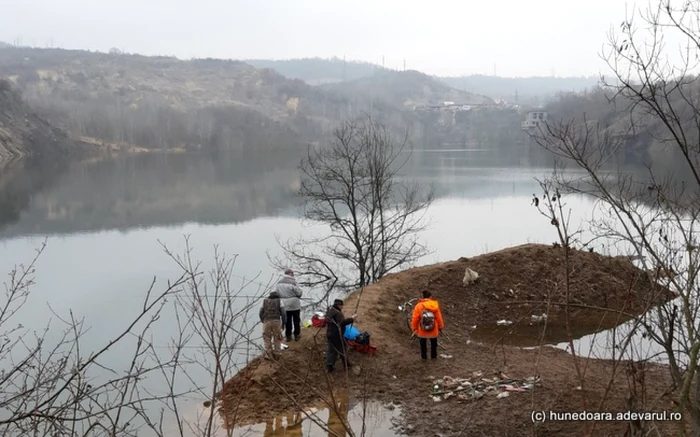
[354,331,371,346]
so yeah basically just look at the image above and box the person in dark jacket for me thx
[325,299,356,372]
[259,291,287,360]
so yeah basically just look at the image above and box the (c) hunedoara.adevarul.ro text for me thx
[531,410,682,423]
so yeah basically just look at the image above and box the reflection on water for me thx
[0,150,305,238]
[233,391,401,437]
[0,147,555,238]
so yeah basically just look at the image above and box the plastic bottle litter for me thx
[530,314,547,323]
[496,320,513,326]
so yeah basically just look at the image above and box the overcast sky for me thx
[0,0,635,77]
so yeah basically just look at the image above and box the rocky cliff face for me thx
[0,79,77,162]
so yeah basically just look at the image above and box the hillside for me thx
[241,58,599,104]
[321,70,492,108]
[0,47,390,151]
[542,85,696,166]
[0,79,81,162]
[245,57,388,85]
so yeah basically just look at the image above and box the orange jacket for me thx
[411,298,444,338]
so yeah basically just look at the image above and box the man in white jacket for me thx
[275,269,303,341]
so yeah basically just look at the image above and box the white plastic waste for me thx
[463,268,479,285]
[530,314,547,323]
[496,320,513,326]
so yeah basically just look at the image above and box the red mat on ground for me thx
[346,340,377,355]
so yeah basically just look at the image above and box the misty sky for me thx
[0,0,635,77]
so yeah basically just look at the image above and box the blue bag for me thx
[344,325,360,341]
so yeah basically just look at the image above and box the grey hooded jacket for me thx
[275,274,303,311]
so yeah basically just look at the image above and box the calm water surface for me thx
[0,149,654,435]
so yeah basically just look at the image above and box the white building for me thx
[521,111,547,130]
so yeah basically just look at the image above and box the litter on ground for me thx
[496,319,513,326]
[530,314,547,324]
[439,354,453,359]
[462,267,479,285]
[429,373,541,403]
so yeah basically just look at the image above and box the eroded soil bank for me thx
[218,244,680,436]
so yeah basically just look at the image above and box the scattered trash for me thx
[575,385,582,390]
[280,343,289,350]
[496,370,510,380]
[392,375,397,379]
[303,319,313,328]
[496,320,513,326]
[463,267,480,285]
[469,325,477,330]
[429,373,541,402]
[503,385,527,392]
[530,314,548,324]
[439,354,453,359]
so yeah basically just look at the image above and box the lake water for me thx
[0,148,666,435]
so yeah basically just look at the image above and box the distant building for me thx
[521,111,547,130]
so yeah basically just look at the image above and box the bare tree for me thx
[533,1,700,433]
[273,115,434,295]
[0,236,281,437]
[0,240,193,436]
[134,237,274,437]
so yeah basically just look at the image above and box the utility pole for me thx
[382,55,385,69]
[514,89,519,105]
[343,55,346,82]
[403,59,406,71]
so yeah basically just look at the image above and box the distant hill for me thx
[245,57,388,85]
[439,75,601,103]
[243,58,599,105]
[0,47,505,152]
[321,70,492,108]
[0,78,82,162]
[0,47,382,151]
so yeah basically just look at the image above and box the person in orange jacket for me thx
[410,290,445,360]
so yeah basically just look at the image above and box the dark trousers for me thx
[420,337,438,360]
[285,310,301,340]
[326,336,350,370]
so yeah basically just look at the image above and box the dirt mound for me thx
[379,243,674,346]
[217,244,677,436]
